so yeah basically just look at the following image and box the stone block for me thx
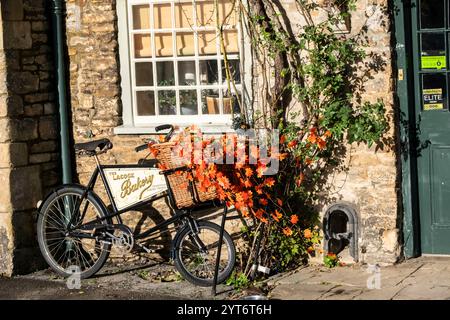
[30,140,56,154]
[11,211,35,249]
[24,104,43,116]
[9,165,42,211]
[2,0,24,21]
[29,153,51,164]
[0,218,13,276]
[12,246,46,275]
[0,143,28,168]
[39,116,58,140]
[0,95,24,117]
[0,169,12,212]
[9,71,39,94]
[9,118,38,141]
[0,118,11,143]
[3,22,32,49]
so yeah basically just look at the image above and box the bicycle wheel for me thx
[37,186,111,279]
[173,220,236,287]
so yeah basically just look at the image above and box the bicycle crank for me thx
[104,224,135,255]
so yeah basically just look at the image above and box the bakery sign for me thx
[103,167,167,210]
[423,88,444,110]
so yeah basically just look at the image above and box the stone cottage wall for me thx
[0,0,60,276]
[67,0,400,264]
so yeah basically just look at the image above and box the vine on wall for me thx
[183,0,390,286]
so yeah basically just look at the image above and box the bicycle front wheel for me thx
[173,220,236,287]
[37,186,111,279]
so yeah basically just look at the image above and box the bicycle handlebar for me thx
[135,144,148,152]
[156,124,174,142]
[135,124,175,152]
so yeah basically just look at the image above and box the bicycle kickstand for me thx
[211,203,228,296]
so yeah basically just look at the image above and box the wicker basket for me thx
[151,142,218,209]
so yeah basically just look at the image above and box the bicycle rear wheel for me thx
[37,186,111,279]
[173,220,236,287]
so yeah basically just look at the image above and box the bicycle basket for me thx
[151,142,217,209]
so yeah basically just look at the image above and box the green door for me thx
[412,0,450,253]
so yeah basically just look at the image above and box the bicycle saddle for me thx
[74,138,113,154]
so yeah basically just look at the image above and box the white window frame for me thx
[115,0,253,134]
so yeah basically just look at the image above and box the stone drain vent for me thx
[323,203,358,262]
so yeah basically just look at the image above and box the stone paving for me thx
[267,256,450,300]
[2,256,450,299]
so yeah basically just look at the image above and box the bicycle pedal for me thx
[136,243,154,253]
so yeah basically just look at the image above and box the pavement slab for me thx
[269,256,450,300]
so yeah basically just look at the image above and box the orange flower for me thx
[283,227,293,236]
[279,152,289,161]
[256,164,266,177]
[217,175,231,189]
[326,253,337,259]
[264,177,275,188]
[290,214,299,224]
[324,130,332,138]
[296,173,305,187]
[280,134,286,144]
[272,209,282,222]
[243,179,253,188]
[276,198,283,206]
[307,134,317,144]
[317,138,326,150]
[287,140,298,148]
[259,198,268,206]
[304,228,312,239]
[245,167,253,177]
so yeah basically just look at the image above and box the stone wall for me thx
[0,0,59,276]
[274,0,399,264]
[67,0,400,264]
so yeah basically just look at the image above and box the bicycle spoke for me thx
[40,191,110,277]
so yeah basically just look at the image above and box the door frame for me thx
[393,0,421,258]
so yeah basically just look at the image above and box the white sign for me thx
[103,167,168,210]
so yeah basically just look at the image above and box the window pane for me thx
[420,0,444,29]
[196,1,215,27]
[198,31,217,55]
[159,91,177,115]
[176,32,195,56]
[421,33,446,70]
[199,60,218,84]
[422,73,447,110]
[180,90,198,115]
[223,30,239,53]
[221,59,240,84]
[134,34,152,58]
[135,62,153,86]
[201,89,220,114]
[155,33,173,57]
[178,61,196,85]
[175,2,194,28]
[156,62,174,86]
[136,91,155,115]
[133,5,150,30]
[154,3,172,29]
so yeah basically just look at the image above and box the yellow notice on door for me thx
[423,88,444,110]
[421,56,447,70]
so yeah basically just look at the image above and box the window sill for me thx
[113,123,236,135]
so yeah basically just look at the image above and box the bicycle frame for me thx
[67,154,195,241]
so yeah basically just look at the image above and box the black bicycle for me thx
[36,124,235,287]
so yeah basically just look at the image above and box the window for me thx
[122,0,243,127]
